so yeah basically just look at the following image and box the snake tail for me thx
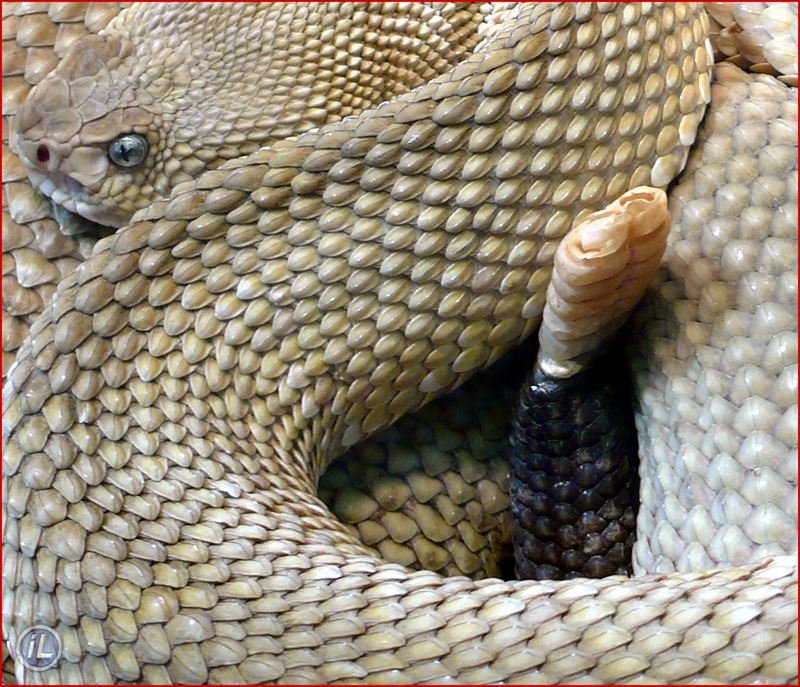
[511,188,670,580]
[511,343,639,580]
[536,186,671,379]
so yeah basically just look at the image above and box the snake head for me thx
[12,31,162,231]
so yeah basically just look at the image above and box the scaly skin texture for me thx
[11,3,498,228]
[1,3,798,685]
[705,1,798,83]
[630,62,798,575]
[2,3,131,380]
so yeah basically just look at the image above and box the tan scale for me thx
[1,2,798,685]
[706,2,798,85]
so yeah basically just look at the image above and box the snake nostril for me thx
[36,144,50,164]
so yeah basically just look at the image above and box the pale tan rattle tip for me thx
[536,186,671,379]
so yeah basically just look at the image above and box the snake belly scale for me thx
[2,2,798,685]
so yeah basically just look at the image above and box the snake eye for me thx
[108,133,149,168]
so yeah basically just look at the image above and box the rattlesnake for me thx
[2,3,797,684]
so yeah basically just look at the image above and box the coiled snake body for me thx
[2,3,797,684]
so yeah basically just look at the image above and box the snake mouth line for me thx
[50,197,117,238]
[22,163,118,237]
[33,176,117,238]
